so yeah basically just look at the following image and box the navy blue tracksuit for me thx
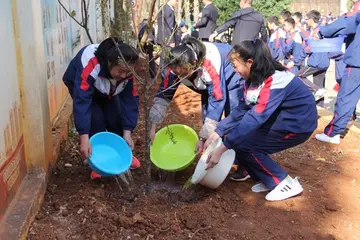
[267,27,285,62]
[63,44,139,137]
[320,14,360,136]
[150,42,244,139]
[296,25,331,107]
[216,71,317,188]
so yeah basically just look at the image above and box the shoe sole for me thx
[315,135,340,144]
[229,175,251,182]
[265,187,303,201]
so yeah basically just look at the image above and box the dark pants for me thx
[296,66,327,107]
[324,66,360,137]
[234,128,312,189]
[89,96,124,137]
[144,43,156,79]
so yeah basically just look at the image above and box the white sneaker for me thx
[251,182,271,193]
[265,176,303,201]
[314,88,327,101]
[315,133,340,144]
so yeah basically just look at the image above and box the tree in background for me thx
[212,0,293,25]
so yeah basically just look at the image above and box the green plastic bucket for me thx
[150,124,198,171]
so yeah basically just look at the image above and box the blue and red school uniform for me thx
[283,31,306,74]
[215,71,317,188]
[319,13,360,136]
[268,27,286,62]
[151,42,244,139]
[63,44,139,137]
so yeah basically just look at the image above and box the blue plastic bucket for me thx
[88,132,132,176]
[307,36,345,53]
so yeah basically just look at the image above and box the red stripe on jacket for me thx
[255,76,273,113]
[80,57,99,91]
[203,59,222,100]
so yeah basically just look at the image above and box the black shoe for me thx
[229,167,251,182]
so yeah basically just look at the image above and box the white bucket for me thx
[191,139,235,189]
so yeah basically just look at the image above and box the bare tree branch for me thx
[58,0,84,26]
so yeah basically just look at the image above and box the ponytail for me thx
[230,38,286,86]
[166,37,206,69]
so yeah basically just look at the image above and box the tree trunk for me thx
[177,0,183,23]
[184,0,190,24]
[193,0,199,22]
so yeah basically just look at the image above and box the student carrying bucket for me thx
[149,37,249,181]
[63,37,141,179]
[315,13,360,144]
[204,39,318,201]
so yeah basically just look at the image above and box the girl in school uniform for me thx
[63,37,141,179]
[204,39,318,201]
[282,17,306,74]
[149,38,246,180]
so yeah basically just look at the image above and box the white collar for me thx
[167,3,174,11]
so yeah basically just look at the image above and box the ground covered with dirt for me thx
[28,84,360,240]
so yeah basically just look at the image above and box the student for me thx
[204,38,318,201]
[149,37,244,156]
[279,10,292,27]
[63,37,141,178]
[296,10,330,106]
[179,22,191,40]
[283,17,306,74]
[293,12,303,32]
[315,13,360,144]
[267,16,286,62]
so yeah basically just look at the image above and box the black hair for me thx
[94,37,139,72]
[166,37,206,69]
[268,16,280,26]
[293,12,302,20]
[280,10,292,20]
[230,39,287,86]
[284,17,296,27]
[306,10,321,23]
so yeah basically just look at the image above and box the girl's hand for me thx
[204,132,221,151]
[80,134,92,158]
[195,139,205,154]
[123,130,134,150]
[206,144,228,169]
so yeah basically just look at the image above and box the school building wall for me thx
[289,0,345,16]
[0,0,111,235]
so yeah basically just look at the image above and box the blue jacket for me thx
[63,44,139,135]
[268,27,285,61]
[320,14,360,67]
[215,71,318,149]
[283,31,306,67]
[303,26,330,70]
[154,42,244,122]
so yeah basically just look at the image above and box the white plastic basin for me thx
[191,138,235,189]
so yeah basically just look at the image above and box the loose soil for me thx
[28,81,360,240]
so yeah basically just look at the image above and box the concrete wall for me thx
[0,0,110,220]
[289,0,342,16]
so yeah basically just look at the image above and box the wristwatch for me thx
[199,137,206,142]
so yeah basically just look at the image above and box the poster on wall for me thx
[0,1,27,220]
[41,0,74,122]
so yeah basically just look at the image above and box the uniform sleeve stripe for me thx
[203,59,223,100]
[132,75,138,96]
[255,76,273,113]
[80,56,99,91]
[164,68,171,89]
